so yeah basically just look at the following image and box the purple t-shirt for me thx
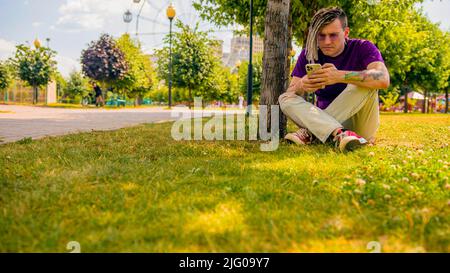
[291,38,384,109]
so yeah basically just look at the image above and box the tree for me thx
[12,44,57,104]
[380,90,400,111]
[194,0,450,134]
[193,0,346,134]
[80,34,128,86]
[53,71,67,101]
[260,0,290,137]
[115,34,155,105]
[155,20,220,108]
[207,65,240,104]
[64,71,90,100]
[237,53,263,102]
[193,0,347,46]
[195,0,450,116]
[346,0,450,113]
[0,60,12,91]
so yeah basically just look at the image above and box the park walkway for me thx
[0,105,243,144]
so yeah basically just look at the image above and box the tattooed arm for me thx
[341,62,390,89]
[308,61,390,89]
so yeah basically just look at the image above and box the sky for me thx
[0,0,449,77]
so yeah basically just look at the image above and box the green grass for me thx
[0,113,449,252]
[45,103,164,109]
[1,102,164,109]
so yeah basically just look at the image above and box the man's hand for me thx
[308,63,340,86]
[302,76,325,92]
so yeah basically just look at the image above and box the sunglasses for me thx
[317,33,340,41]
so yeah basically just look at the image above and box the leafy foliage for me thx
[348,0,450,95]
[194,0,347,45]
[237,52,263,102]
[207,65,240,104]
[155,20,220,104]
[80,34,128,83]
[0,60,12,90]
[194,0,449,99]
[380,90,399,110]
[12,44,57,88]
[115,34,155,101]
[64,71,91,98]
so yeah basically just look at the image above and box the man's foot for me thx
[284,128,314,145]
[333,129,368,152]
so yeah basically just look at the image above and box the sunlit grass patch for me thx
[0,113,449,252]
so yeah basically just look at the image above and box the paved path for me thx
[0,105,243,144]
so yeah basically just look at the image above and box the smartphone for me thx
[305,64,322,76]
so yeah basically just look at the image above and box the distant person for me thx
[279,7,390,152]
[238,95,244,109]
[92,83,104,107]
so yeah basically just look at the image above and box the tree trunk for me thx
[188,88,192,109]
[403,85,408,113]
[280,1,292,138]
[422,90,427,113]
[33,85,38,104]
[135,95,143,106]
[446,88,448,114]
[260,0,290,137]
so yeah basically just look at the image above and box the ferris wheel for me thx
[122,0,233,54]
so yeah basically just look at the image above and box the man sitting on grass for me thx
[279,7,390,152]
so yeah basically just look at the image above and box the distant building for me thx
[223,35,264,68]
[222,52,230,66]
[212,39,224,58]
[148,54,159,65]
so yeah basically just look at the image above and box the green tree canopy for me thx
[155,20,220,107]
[348,0,449,95]
[0,60,12,91]
[206,65,240,104]
[194,0,450,100]
[193,0,360,46]
[64,71,90,99]
[115,34,155,103]
[80,34,128,84]
[237,52,263,102]
[12,44,57,103]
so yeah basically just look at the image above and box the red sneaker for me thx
[284,128,314,145]
[333,129,368,152]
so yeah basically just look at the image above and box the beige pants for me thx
[279,84,379,143]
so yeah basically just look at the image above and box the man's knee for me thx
[278,92,299,110]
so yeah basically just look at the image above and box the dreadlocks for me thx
[305,7,348,63]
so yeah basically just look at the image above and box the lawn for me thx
[0,113,449,252]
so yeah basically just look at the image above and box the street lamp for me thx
[246,0,254,116]
[167,3,176,109]
[123,9,133,33]
[34,38,41,49]
[46,38,50,48]
[123,10,133,23]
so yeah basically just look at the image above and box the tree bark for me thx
[403,83,408,113]
[446,88,449,114]
[280,1,292,138]
[422,90,427,113]
[134,96,142,107]
[260,0,290,137]
[188,88,192,109]
[33,85,38,104]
